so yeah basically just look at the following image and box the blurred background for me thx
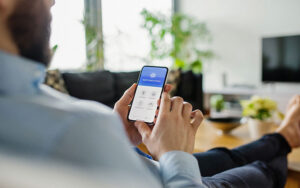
[47,0,300,118]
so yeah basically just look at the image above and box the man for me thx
[0,0,299,187]
[0,0,205,187]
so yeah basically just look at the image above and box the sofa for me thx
[58,70,203,111]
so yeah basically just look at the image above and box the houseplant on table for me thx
[210,94,225,112]
[241,96,283,139]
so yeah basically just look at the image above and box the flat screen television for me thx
[262,35,300,83]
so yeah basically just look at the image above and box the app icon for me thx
[150,73,156,78]
[138,100,143,106]
[141,90,146,96]
[148,102,154,107]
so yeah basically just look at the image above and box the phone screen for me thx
[128,66,168,124]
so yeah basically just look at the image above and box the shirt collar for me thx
[0,50,46,95]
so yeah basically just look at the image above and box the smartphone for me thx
[128,66,169,124]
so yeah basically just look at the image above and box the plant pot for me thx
[247,118,274,139]
[176,71,203,111]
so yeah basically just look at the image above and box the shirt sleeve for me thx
[159,151,206,188]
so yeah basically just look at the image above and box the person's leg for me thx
[194,133,291,176]
[202,156,288,188]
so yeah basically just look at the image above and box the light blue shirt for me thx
[0,50,204,187]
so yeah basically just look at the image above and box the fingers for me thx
[117,84,137,106]
[171,97,184,114]
[164,84,173,93]
[134,121,152,143]
[156,84,173,110]
[182,102,193,119]
[160,92,171,113]
[190,110,204,130]
[154,86,173,124]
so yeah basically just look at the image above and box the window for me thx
[49,0,173,71]
[49,0,86,70]
[102,0,173,71]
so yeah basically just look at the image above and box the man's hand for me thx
[276,95,300,148]
[134,93,204,160]
[114,84,172,146]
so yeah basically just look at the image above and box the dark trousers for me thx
[193,133,291,188]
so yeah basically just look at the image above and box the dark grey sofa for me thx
[61,70,204,111]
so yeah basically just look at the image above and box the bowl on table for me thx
[205,117,242,134]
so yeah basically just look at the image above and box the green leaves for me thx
[210,95,225,112]
[241,96,279,121]
[191,60,203,74]
[141,9,214,74]
[174,58,185,68]
[51,45,58,56]
[141,9,170,60]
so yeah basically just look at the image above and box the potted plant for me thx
[141,10,214,101]
[210,95,225,112]
[241,96,282,139]
[141,9,214,73]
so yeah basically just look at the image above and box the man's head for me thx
[0,0,55,66]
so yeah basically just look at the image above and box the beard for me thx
[7,0,52,67]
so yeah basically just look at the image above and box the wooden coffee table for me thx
[194,121,300,188]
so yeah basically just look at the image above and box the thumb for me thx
[118,84,137,106]
[164,84,173,93]
[134,121,151,143]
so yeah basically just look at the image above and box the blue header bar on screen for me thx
[138,67,168,87]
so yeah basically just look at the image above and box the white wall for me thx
[179,0,300,94]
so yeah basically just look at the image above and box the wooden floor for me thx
[138,122,300,187]
[286,170,300,188]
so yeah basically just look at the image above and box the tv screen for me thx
[262,35,300,83]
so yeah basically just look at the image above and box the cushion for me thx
[113,71,139,99]
[45,69,69,94]
[62,71,115,104]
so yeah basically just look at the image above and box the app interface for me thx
[129,67,168,123]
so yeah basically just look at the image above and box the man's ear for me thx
[0,0,15,18]
[0,0,5,20]
[0,0,3,12]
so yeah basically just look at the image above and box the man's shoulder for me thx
[0,85,125,156]
[40,84,114,119]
